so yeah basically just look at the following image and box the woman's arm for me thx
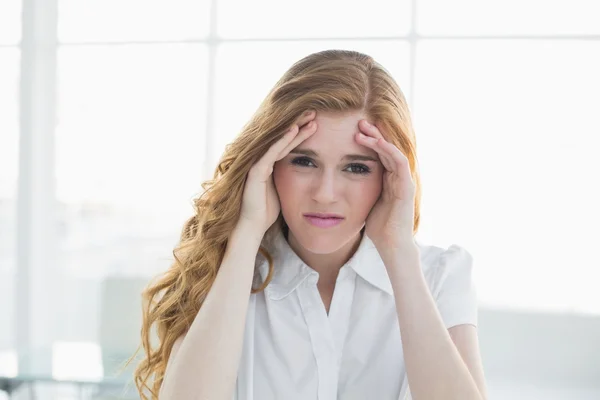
[158,109,318,400]
[382,247,487,400]
[159,221,263,400]
[354,119,486,399]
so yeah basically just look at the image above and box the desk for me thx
[0,343,137,399]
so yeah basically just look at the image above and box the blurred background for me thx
[1,0,599,399]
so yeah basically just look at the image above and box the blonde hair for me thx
[128,49,422,399]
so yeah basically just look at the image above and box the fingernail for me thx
[362,120,372,127]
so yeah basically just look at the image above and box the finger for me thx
[358,119,385,140]
[251,110,317,179]
[295,109,317,129]
[251,124,299,179]
[269,109,315,160]
[358,132,413,187]
[277,120,317,160]
[378,139,413,183]
[357,120,399,171]
[356,132,395,172]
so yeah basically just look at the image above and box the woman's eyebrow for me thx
[290,148,378,162]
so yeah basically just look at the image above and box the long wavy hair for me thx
[128,49,422,399]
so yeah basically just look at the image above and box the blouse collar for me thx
[257,228,394,300]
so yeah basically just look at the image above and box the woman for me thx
[131,50,488,400]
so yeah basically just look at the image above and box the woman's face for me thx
[273,110,383,254]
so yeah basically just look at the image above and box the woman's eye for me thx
[290,158,370,175]
[290,156,315,167]
[346,163,371,175]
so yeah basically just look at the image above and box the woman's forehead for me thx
[298,112,378,159]
[313,110,367,130]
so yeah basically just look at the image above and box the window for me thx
[414,39,600,313]
[56,44,208,280]
[58,0,210,42]
[417,0,600,35]
[213,40,411,156]
[0,1,21,45]
[0,50,19,272]
[217,0,411,38]
[5,1,600,356]
[0,0,21,350]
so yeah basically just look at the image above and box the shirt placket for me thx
[327,267,356,368]
[297,273,338,400]
[296,267,357,400]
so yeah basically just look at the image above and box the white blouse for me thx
[233,229,478,400]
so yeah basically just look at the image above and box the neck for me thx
[286,229,363,287]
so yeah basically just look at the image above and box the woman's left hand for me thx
[356,119,417,253]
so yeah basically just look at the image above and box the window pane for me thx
[56,44,207,279]
[0,49,19,201]
[58,0,210,43]
[414,40,600,314]
[418,0,600,35]
[0,1,21,44]
[217,0,411,39]
[213,41,411,157]
[0,48,19,349]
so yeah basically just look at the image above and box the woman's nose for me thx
[311,171,338,204]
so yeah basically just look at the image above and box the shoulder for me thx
[416,241,474,292]
[417,241,478,328]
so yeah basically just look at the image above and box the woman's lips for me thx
[303,214,345,228]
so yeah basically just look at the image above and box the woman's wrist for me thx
[232,219,265,247]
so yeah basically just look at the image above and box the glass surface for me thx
[0,342,134,385]
[0,48,19,351]
[217,0,411,39]
[418,0,600,35]
[52,44,208,349]
[414,39,600,314]
[58,0,210,42]
[0,1,21,45]
[56,44,207,280]
[213,41,411,156]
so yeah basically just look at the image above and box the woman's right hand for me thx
[238,110,318,237]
